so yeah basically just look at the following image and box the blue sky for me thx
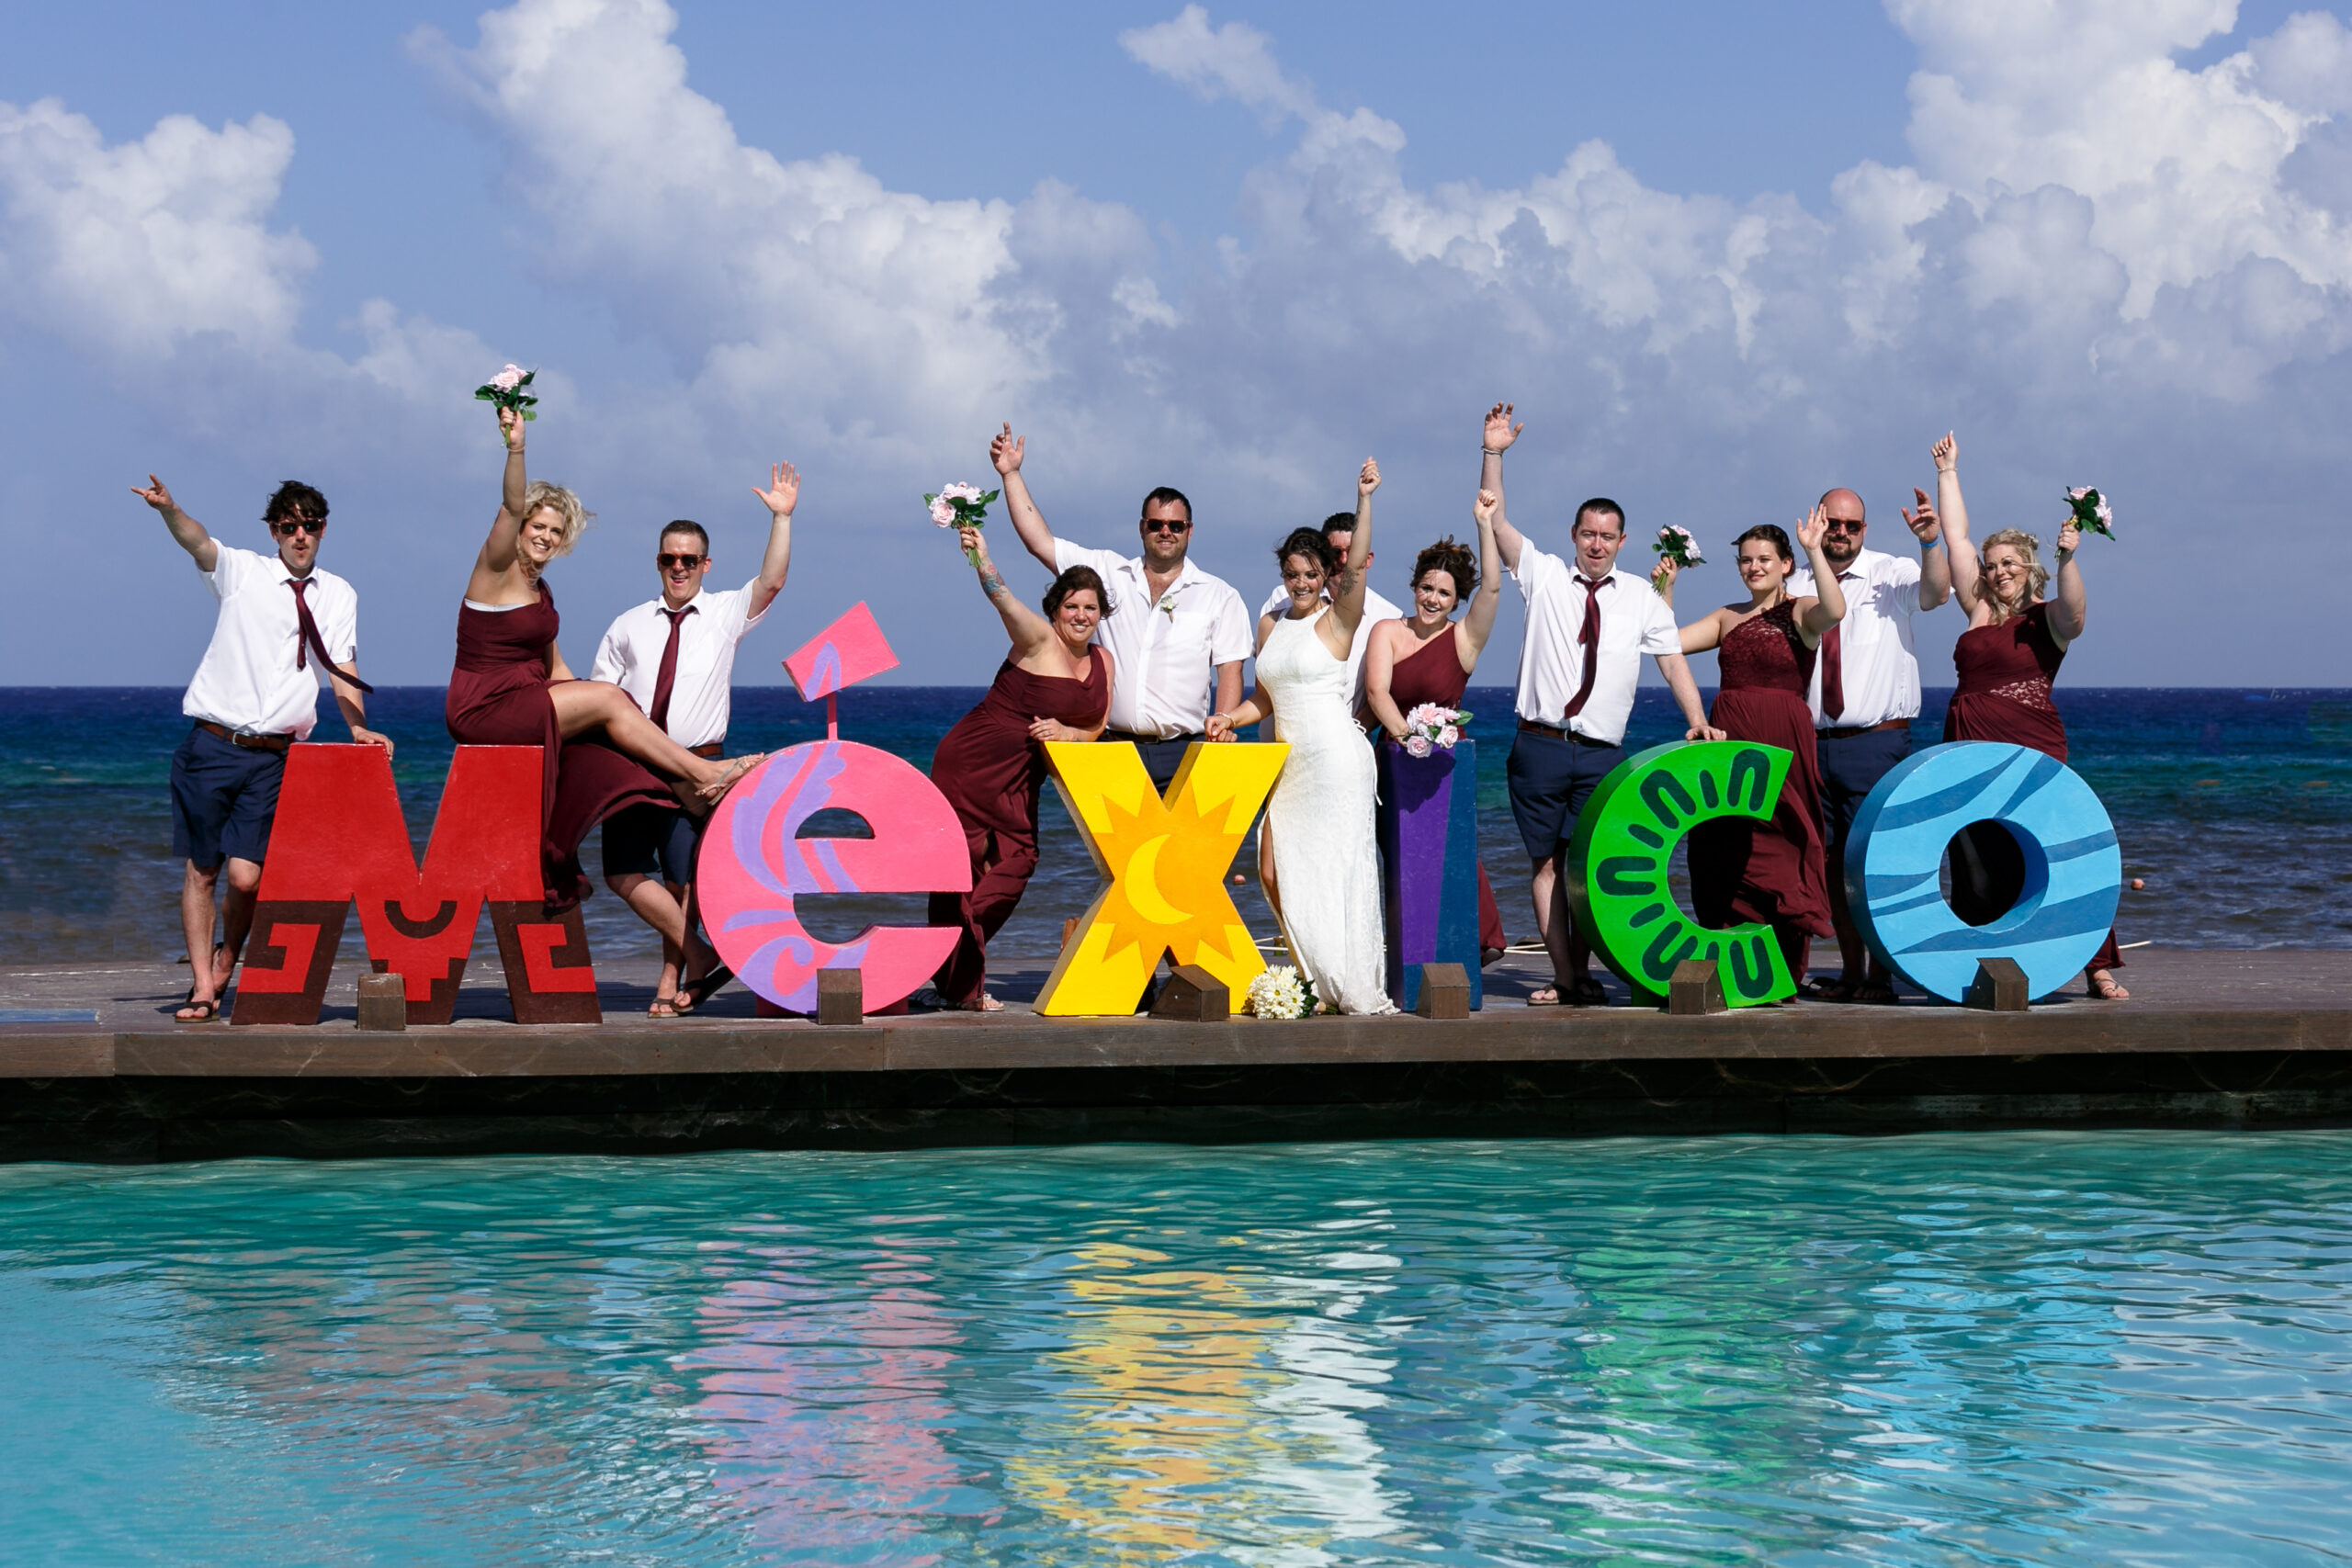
[4,0,2347,689]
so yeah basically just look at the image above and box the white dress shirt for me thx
[1787,547,1925,728]
[590,580,771,750]
[1054,541,1253,738]
[1508,548,1679,748]
[1257,581,1404,708]
[182,545,358,739]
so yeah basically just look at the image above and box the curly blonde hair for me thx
[521,480,594,560]
[1979,528,2049,623]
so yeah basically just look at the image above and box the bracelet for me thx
[1480,447,1503,457]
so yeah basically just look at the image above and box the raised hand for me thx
[1358,457,1381,498]
[752,461,800,517]
[990,423,1025,477]
[1931,432,1956,472]
[1650,554,1680,596]
[1901,487,1939,541]
[1482,401,1522,453]
[1472,488,1498,527]
[2055,519,2080,557]
[958,525,990,560]
[1795,502,1829,556]
[498,404,527,451]
[131,473,176,513]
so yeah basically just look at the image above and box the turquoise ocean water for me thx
[5,1134,2351,1565]
[2,686,2347,967]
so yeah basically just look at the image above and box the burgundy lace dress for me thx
[927,649,1111,1006]
[1382,626,1509,957]
[1943,601,2123,972]
[445,581,679,908]
[1689,601,1834,944]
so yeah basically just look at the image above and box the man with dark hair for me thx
[1477,403,1721,1006]
[1785,483,1951,1001]
[991,423,1249,792]
[587,464,800,1016]
[134,473,390,1021]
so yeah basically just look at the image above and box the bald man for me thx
[1787,483,1951,1002]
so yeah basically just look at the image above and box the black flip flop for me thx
[673,965,734,1015]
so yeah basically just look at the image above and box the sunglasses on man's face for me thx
[272,518,324,538]
[1142,519,1191,536]
[657,553,706,570]
[1823,518,1866,534]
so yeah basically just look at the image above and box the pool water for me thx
[5,1134,2351,1565]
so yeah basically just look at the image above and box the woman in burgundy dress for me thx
[1657,512,1849,997]
[928,525,1114,1010]
[1932,432,2128,998]
[447,405,765,907]
[1362,490,1510,961]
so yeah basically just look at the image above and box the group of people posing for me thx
[143,397,2123,1022]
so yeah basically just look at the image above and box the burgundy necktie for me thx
[649,604,696,733]
[287,578,373,694]
[1819,570,1854,722]
[1563,575,1610,718]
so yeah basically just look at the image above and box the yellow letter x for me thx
[1035,740,1288,1016]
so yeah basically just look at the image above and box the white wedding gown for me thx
[1258,611,1396,1015]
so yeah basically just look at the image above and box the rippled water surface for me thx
[6,1134,2352,1565]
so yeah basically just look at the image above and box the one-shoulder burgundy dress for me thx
[927,648,1110,1007]
[1690,602,1834,956]
[446,581,680,908]
[1382,625,1509,958]
[1942,601,2124,974]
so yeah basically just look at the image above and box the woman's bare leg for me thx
[548,681,724,785]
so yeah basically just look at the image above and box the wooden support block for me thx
[1964,955,2030,1012]
[816,968,865,1027]
[1415,963,1471,1020]
[1668,958,1725,1015]
[1149,964,1229,1022]
[355,972,407,1032]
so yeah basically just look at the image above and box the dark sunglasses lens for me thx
[1146,521,1189,534]
[658,554,703,569]
[277,519,322,536]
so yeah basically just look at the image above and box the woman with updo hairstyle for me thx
[926,531,1114,1010]
[1932,432,2128,998]
[1655,511,1849,999]
[1363,492,1510,962]
[446,399,766,908]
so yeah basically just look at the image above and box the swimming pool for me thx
[5,1134,2349,1564]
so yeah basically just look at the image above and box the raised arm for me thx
[1460,489,1505,656]
[962,527,1055,652]
[2045,520,2088,647]
[745,461,798,619]
[1792,504,1848,643]
[1480,402,1528,571]
[132,474,220,571]
[990,423,1060,573]
[1901,486,1952,610]
[1329,458,1377,637]
[1929,434,1984,616]
[470,405,531,587]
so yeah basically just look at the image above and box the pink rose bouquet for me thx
[473,363,537,422]
[924,480,1002,563]
[1399,702,1470,758]
[2064,485,2116,540]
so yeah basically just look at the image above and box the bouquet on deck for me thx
[1245,964,1317,1020]
[2064,486,2116,540]
[474,364,538,423]
[1399,703,1470,759]
[926,481,1002,564]
[1651,524,1703,592]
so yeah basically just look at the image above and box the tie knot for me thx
[662,604,695,625]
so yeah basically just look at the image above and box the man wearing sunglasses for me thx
[1785,484,1952,1002]
[586,463,799,1016]
[134,475,390,1022]
[990,423,1250,792]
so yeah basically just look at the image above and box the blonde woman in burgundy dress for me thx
[1931,432,2128,999]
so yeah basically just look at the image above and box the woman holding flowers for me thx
[446,399,765,907]
[1206,460,1396,1015]
[1655,513,1848,996]
[926,526,1113,1010]
[1933,433,2129,998]
[1363,491,1510,962]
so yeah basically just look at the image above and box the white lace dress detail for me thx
[1257,611,1397,1015]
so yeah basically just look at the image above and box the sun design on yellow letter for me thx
[1036,740,1287,1016]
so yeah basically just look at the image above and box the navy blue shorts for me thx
[1815,725,1913,856]
[170,724,285,870]
[1120,733,1206,795]
[601,804,700,885]
[1506,728,1624,864]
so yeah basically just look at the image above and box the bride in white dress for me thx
[1207,459,1397,1015]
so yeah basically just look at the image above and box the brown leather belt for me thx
[195,719,294,754]
[688,741,726,759]
[1818,718,1910,742]
[1517,718,1614,746]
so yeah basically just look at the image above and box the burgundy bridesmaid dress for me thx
[444,581,680,908]
[1943,601,2124,974]
[1689,602,1834,962]
[1381,626,1510,958]
[927,648,1110,1007]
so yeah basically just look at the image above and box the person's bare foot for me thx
[2087,968,2130,999]
[954,992,1005,1012]
[1527,984,1563,1007]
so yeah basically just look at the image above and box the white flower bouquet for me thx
[926,481,1002,563]
[1398,703,1469,759]
[1244,964,1317,1020]
[474,363,537,422]
[2064,485,2116,541]
[1651,524,1702,592]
